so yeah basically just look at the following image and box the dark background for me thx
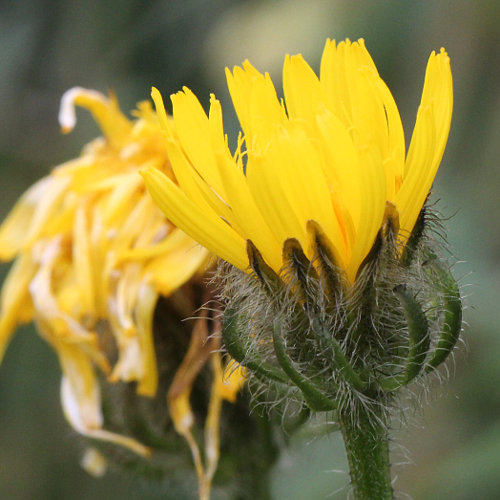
[0,1,499,498]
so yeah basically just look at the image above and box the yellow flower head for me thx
[0,88,244,495]
[143,38,452,283]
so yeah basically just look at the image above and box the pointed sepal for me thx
[307,220,346,300]
[222,307,289,384]
[400,206,427,268]
[311,319,367,392]
[282,237,319,305]
[424,255,462,372]
[247,240,282,293]
[272,319,337,411]
[378,286,430,391]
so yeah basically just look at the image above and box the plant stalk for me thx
[339,403,393,499]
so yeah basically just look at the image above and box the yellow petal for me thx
[141,166,248,270]
[346,147,386,281]
[134,284,158,397]
[73,207,95,314]
[150,87,171,133]
[316,109,362,252]
[219,359,246,403]
[61,372,150,457]
[283,53,323,123]
[0,176,70,260]
[144,239,209,296]
[99,172,144,227]
[247,125,343,266]
[59,87,132,145]
[164,137,239,231]
[225,61,263,138]
[226,61,286,143]
[0,253,37,363]
[209,96,283,271]
[145,40,452,285]
[396,48,453,237]
[171,88,228,201]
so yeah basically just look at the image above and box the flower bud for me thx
[220,206,462,420]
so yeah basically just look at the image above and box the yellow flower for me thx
[142,38,452,282]
[0,88,244,497]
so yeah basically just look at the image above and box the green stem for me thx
[339,403,393,499]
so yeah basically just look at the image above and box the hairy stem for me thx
[339,403,393,499]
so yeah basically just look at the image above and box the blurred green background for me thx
[0,0,499,498]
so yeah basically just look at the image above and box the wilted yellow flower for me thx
[142,38,452,282]
[0,88,244,499]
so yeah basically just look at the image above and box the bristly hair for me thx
[213,202,463,432]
